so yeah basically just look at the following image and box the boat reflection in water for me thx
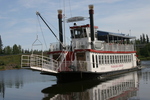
[42,71,139,100]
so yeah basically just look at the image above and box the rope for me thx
[69,0,72,17]
[37,16,48,49]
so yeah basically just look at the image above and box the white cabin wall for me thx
[133,53,137,67]
[88,53,137,73]
[72,38,91,49]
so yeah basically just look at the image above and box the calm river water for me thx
[0,61,150,100]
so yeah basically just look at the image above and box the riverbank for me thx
[139,57,150,61]
[0,55,21,70]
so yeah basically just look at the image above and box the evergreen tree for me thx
[140,43,150,57]
[18,45,22,54]
[12,44,19,54]
[146,34,149,43]
[3,46,12,54]
[142,33,146,44]
[140,35,143,44]
[135,39,140,44]
[0,35,3,54]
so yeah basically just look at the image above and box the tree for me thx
[146,34,149,43]
[0,35,3,54]
[142,33,146,44]
[12,44,19,54]
[135,39,140,44]
[3,46,12,54]
[140,35,143,44]
[140,43,150,57]
[18,45,22,54]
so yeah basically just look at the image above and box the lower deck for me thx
[42,66,139,83]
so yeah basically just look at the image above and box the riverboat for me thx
[21,5,141,82]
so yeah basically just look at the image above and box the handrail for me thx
[50,41,135,52]
[21,54,58,72]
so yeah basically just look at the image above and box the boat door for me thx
[76,52,87,71]
[76,52,86,61]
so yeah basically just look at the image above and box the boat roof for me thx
[70,24,98,29]
[97,30,136,40]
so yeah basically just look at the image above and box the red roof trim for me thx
[74,49,136,54]
[47,49,136,54]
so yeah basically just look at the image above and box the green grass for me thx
[0,55,21,70]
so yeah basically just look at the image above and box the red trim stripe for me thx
[74,49,136,54]
[47,49,136,54]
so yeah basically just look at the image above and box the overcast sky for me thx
[0,0,150,50]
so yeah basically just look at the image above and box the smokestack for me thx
[58,9,63,50]
[89,5,94,42]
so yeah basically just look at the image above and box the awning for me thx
[97,30,136,41]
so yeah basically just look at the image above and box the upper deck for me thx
[49,24,136,52]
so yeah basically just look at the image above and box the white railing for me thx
[102,43,134,51]
[74,41,135,51]
[21,55,30,67]
[50,42,71,52]
[50,41,135,52]
[21,55,91,72]
[21,54,58,72]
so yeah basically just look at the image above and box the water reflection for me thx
[0,69,55,100]
[0,61,150,100]
[42,71,139,100]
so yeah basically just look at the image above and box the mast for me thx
[89,5,95,49]
[58,9,63,50]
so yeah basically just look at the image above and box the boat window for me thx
[71,30,75,38]
[124,55,127,63]
[115,55,117,64]
[110,55,112,64]
[104,55,106,64]
[70,28,87,38]
[121,55,123,63]
[107,55,109,64]
[83,29,87,37]
[99,55,101,64]
[129,55,131,62]
[92,55,95,68]
[102,55,103,64]
[96,55,98,68]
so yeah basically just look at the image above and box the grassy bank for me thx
[0,55,21,70]
[138,56,150,61]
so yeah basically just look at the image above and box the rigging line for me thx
[37,16,48,49]
[36,12,64,48]
[43,15,65,44]
[59,0,61,9]
[63,0,65,15]
[69,0,72,17]
[43,16,59,33]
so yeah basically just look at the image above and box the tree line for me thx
[135,33,149,44]
[0,35,43,55]
[135,33,150,58]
